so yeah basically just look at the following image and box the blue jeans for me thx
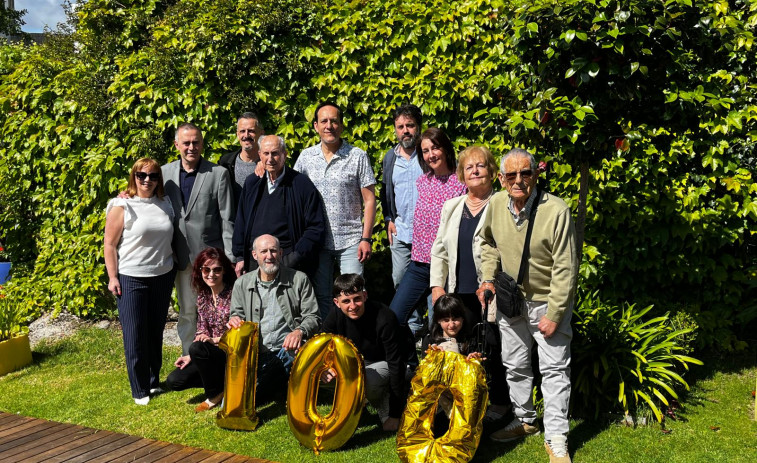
[390,239,424,333]
[390,261,431,334]
[314,242,363,320]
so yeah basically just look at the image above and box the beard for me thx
[260,261,279,276]
[399,135,418,150]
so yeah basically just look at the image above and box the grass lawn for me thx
[1,327,755,462]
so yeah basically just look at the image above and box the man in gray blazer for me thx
[162,122,235,354]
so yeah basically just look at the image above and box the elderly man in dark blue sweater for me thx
[232,135,326,278]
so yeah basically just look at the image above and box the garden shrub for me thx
[572,290,703,422]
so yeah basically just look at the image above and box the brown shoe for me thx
[545,435,571,463]
[490,418,539,442]
[195,393,223,413]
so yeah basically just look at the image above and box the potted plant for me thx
[0,293,32,376]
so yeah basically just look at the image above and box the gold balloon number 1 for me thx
[287,333,366,454]
[216,322,260,431]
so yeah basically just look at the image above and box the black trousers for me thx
[117,269,175,399]
[166,340,226,398]
[458,292,511,408]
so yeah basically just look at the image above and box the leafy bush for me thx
[572,291,703,422]
[0,291,30,342]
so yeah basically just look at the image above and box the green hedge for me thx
[0,0,755,350]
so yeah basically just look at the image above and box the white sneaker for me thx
[545,434,571,463]
[134,396,150,406]
[149,387,163,395]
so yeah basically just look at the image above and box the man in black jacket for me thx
[321,273,411,432]
[232,135,326,277]
[218,112,264,205]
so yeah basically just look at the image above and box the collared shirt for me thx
[179,162,198,208]
[391,145,423,244]
[294,140,376,250]
[508,188,539,226]
[266,166,286,194]
[256,275,290,352]
[196,287,232,339]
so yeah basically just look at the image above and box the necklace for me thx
[466,190,493,214]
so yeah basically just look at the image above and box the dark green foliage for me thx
[0,0,754,355]
[572,290,703,422]
[0,4,26,37]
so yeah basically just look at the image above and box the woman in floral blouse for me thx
[390,127,467,337]
[166,247,236,412]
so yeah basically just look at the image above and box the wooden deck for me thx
[0,412,272,462]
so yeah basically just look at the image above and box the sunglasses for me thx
[504,169,533,182]
[201,266,224,276]
[135,172,161,182]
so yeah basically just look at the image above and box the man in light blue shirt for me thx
[379,104,424,332]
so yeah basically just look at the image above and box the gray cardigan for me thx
[230,266,320,339]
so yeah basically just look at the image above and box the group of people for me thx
[103,102,578,463]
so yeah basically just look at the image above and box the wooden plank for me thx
[150,446,202,462]
[128,443,186,462]
[0,426,89,461]
[225,455,263,463]
[107,440,173,463]
[18,428,105,463]
[178,449,226,462]
[0,422,74,457]
[0,418,60,441]
[194,452,236,463]
[87,436,154,462]
[43,430,123,463]
[61,434,140,463]
[0,412,28,426]
[0,415,44,438]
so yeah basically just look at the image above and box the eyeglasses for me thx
[504,169,533,182]
[135,172,161,182]
[201,266,224,276]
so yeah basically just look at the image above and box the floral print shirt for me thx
[196,286,232,339]
[411,173,467,263]
[294,140,376,250]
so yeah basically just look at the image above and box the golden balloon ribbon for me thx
[397,349,489,463]
[287,333,366,454]
[216,322,260,431]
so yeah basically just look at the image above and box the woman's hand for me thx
[211,336,221,345]
[466,352,486,361]
[107,277,121,296]
[174,355,191,369]
[194,333,210,343]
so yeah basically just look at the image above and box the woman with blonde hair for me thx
[104,158,176,405]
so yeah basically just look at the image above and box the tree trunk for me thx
[576,161,589,253]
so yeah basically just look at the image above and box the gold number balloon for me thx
[397,349,489,463]
[216,321,260,431]
[287,333,366,454]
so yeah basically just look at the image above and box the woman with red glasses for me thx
[104,158,176,405]
[165,247,236,412]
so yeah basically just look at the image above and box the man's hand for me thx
[282,329,303,352]
[235,261,245,277]
[537,316,558,338]
[174,355,191,369]
[382,417,400,432]
[227,316,244,329]
[320,368,337,383]
[431,286,446,305]
[387,221,396,246]
[476,282,496,309]
[254,162,265,178]
[357,240,372,263]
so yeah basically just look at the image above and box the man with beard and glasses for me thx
[227,234,320,401]
[219,112,264,206]
[379,103,425,334]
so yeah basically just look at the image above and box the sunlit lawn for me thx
[0,327,755,462]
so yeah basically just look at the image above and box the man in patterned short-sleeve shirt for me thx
[294,102,377,319]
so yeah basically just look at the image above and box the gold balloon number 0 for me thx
[397,350,489,463]
[216,322,260,431]
[287,333,366,454]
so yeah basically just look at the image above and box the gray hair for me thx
[500,148,537,173]
[175,122,203,142]
[252,234,281,252]
[238,111,260,123]
[258,135,287,154]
